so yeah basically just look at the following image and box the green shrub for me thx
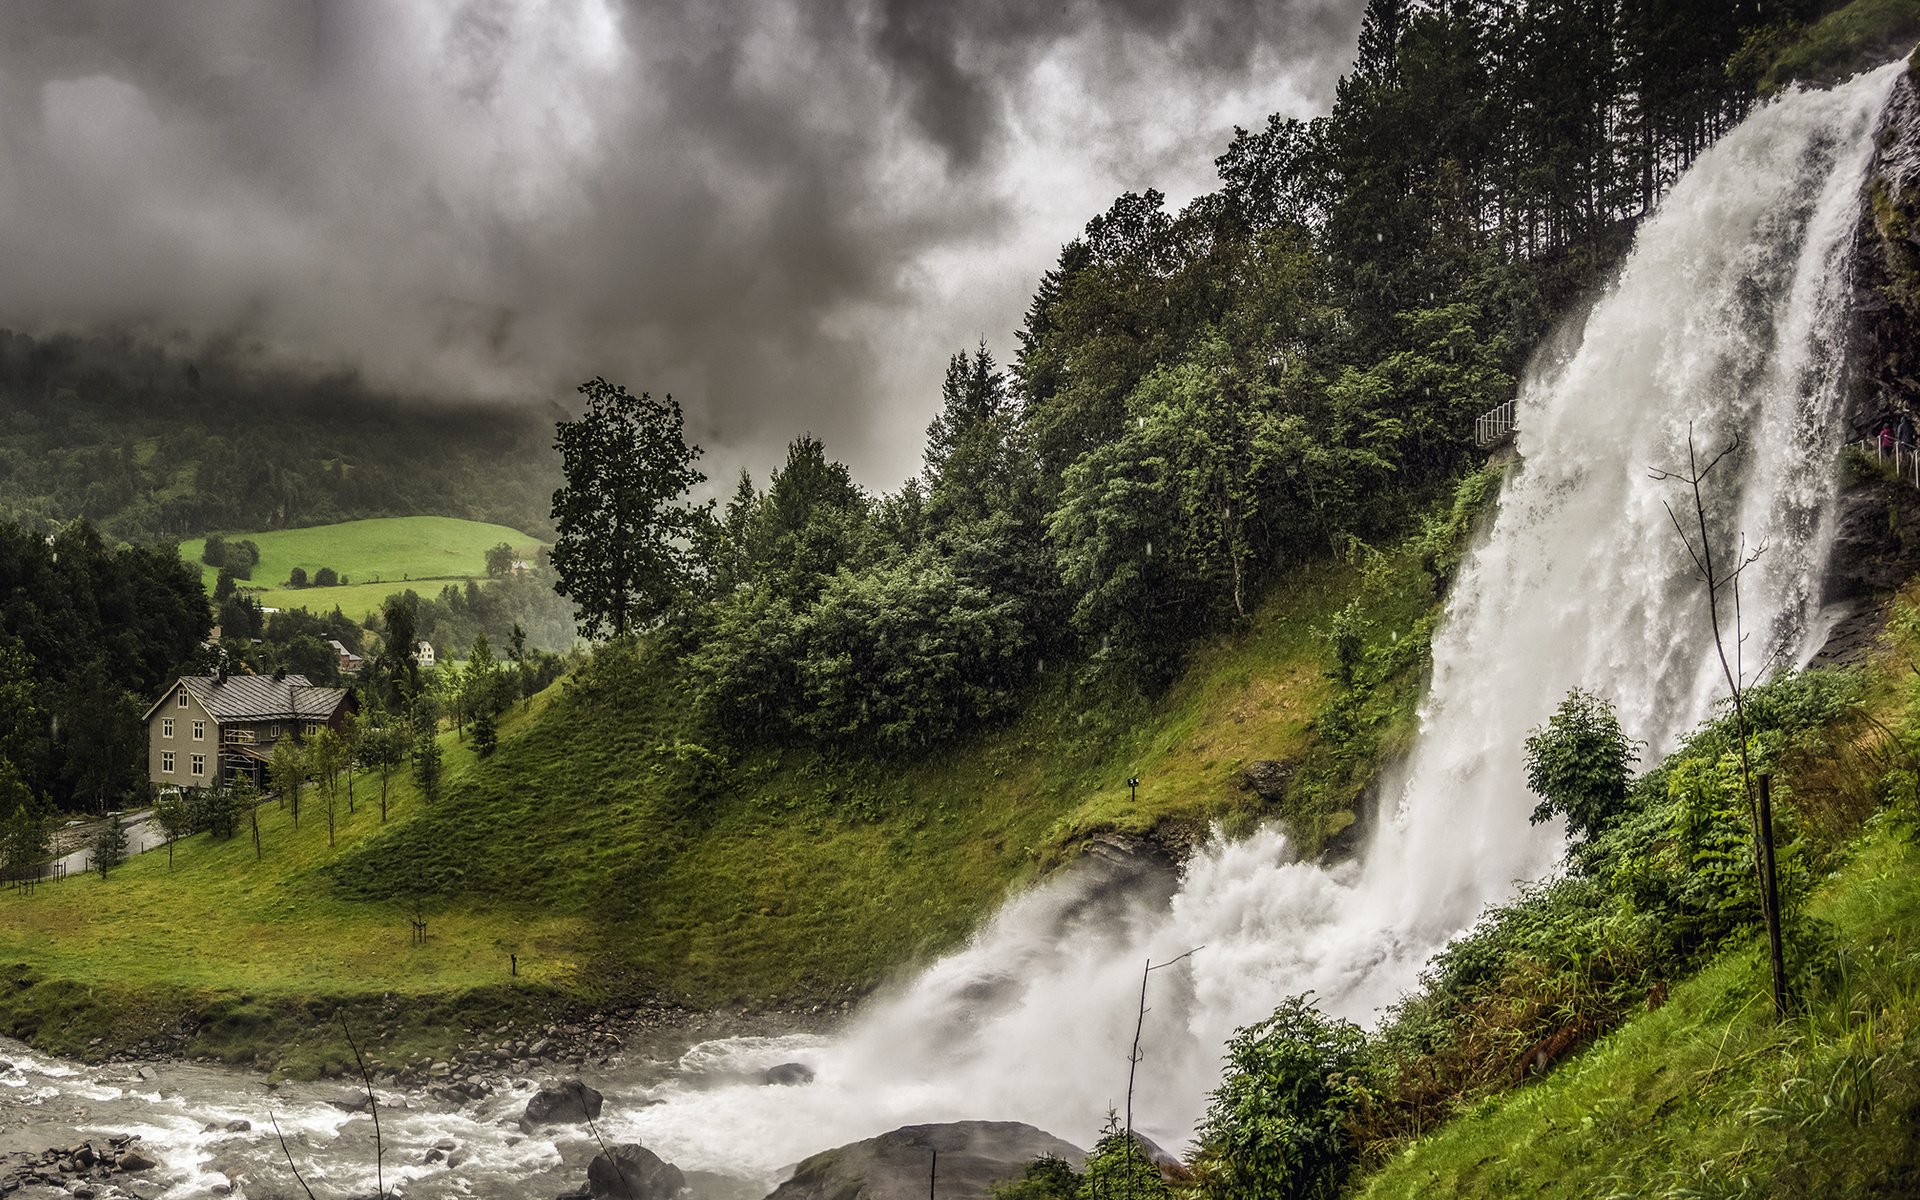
[1194,995,1370,1200]
[1524,688,1639,843]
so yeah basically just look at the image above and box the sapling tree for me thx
[94,814,128,878]
[310,728,345,848]
[271,737,308,829]
[154,788,193,870]
[411,695,443,803]
[1651,428,1788,1016]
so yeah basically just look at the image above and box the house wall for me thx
[148,686,219,789]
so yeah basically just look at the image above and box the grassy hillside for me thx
[1352,822,1920,1198]
[1755,0,1920,90]
[0,508,1450,1073]
[180,516,543,622]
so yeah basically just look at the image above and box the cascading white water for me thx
[592,63,1905,1192]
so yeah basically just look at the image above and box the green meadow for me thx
[180,516,543,621]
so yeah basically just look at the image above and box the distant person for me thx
[1880,424,1894,456]
[1900,414,1913,451]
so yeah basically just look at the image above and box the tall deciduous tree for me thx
[550,377,708,639]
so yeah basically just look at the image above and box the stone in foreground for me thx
[764,1121,1084,1200]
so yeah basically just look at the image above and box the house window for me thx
[161,751,175,773]
[192,720,205,741]
[177,689,188,707]
[191,754,205,777]
[268,722,280,738]
[304,721,320,736]
[162,719,174,739]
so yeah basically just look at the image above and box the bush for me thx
[1524,688,1639,843]
[1080,1115,1172,1200]
[287,566,309,588]
[1194,995,1370,1200]
[313,566,339,587]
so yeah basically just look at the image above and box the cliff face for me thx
[1817,53,1920,665]
[1853,53,1920,429]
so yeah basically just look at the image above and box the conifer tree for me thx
[93,814,127,878]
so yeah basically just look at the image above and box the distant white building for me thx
[416,640,437,668]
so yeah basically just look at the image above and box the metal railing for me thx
[1850,437,1920,489]
[1474,399,1517,448]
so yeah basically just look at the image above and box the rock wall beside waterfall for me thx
[1854,52,1920,427]
[1818,52,1920,664]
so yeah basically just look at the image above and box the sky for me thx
[0,0,1369,488]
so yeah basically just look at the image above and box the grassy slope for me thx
[1762,0,1920,89]
[179,516,543,622]
[1353,823,1920,1199]
[0,540,1439,1073]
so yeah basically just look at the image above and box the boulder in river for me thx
[765,1121,1084,1200]
[522,1080,605,1129]
[762,1062,815,1086]
[586,1142,686,1200]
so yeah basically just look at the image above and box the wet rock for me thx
[585,1143,684,1200]
[1127,1132,1194,1184]
[521,1080,604,1129]
[115,1150,157,1173]
[765,1121,1085,1200]
[1237,759,1295,803]
[320,1085,376,1114]
[762,1062,815,1086]
[224,1120,252,1134]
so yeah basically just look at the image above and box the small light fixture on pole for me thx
[1126,775,1140,803]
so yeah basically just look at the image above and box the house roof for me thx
[144,674,351,723]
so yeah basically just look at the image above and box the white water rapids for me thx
[1,61,1904,1200]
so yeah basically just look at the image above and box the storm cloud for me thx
[0,0,1367,485]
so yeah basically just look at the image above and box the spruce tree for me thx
[93,815,128,878]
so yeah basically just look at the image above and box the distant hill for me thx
[0,328,563,543]
[181,516,544,623]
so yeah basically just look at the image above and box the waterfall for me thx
[609,63,1906,1192]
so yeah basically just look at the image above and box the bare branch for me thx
[269,1112,320,1200]
[339,1013,384,1200]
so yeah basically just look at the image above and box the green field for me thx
[181,516,543,621]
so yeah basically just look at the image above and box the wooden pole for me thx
[1758,773,1788,1016]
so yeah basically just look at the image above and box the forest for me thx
[565,0,1848,758]
[0,329,561,541]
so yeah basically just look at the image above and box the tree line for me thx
[0,328,560,542]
